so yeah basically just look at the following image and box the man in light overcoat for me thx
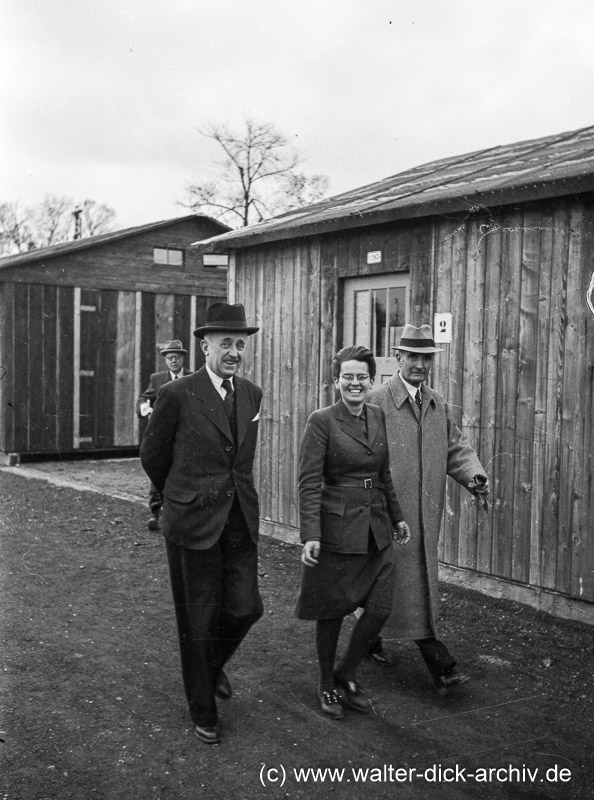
[140,302,263,744]
[369,324,489,688]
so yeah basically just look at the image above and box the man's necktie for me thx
[415,388,422,409]
[222,379,236,437]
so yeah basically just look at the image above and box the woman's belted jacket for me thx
[299,400,403,554]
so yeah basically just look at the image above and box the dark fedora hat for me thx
[193,301,259,338]
[160,339,187,355]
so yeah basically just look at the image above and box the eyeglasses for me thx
[339,374,371,382]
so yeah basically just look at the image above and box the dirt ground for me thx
[1,458,593,799]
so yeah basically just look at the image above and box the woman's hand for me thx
[393,521,411,546]
[301,540,321,566]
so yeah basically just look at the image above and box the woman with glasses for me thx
[295,345,410,719]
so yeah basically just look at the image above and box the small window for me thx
[153,247,185,268]
[203,253,229,269]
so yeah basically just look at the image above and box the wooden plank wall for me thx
[229,196,594,604]
[1,284,225,456]
[431,198,594,604]
[234,239,323,531]
[1,283,76,453]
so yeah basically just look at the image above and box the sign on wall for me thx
[434,312,452,343]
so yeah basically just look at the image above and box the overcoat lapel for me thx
[388,374,435,421]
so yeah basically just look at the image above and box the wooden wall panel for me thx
[139,293,156,400]
[445,220,468,565]
[12,284,30,452]
[234,238,323,535]
[114,291,137,447]
[223,196,594,606]
[193,295,209,372]
[154,294,175,366]
[575,200,594,602]
[94,290,118,447]
[27,285,45,452]
[277,243,296,528]
[459,217,487,571]
[540,205,568,589]
[173,294,191,344]
[492,211,523,579]
[513,208,541,583]
[56,286,74,452]
[0,283,15,452]
[433,221,455,563]
[477,217,502,574]
[530,211,554,587]
[40,285,59,452]
[559,205,585,596]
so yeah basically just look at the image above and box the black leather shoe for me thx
[193,723,221,744]
[367,641,398,667]
[147,512,160,531]
[318,688,345,719]
[216,670,232,700]
[334,673,371,713]
[434,669,470,690]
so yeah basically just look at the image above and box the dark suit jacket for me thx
[136,368,193,416]
[140,367,262,549]
[299,400,404,554]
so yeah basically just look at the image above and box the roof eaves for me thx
[196,173,594,251]
[0,214,227,270]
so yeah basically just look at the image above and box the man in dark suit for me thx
[136,340,192,531]
[140,302,263,744]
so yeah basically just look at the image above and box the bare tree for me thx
[0,202,35,254]
[273,172,330,214]
[181,117,329,227]
[0,195,117,255]
[81,199,117,236]
[32,194,73,247]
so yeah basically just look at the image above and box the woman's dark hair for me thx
[331,345,376,380]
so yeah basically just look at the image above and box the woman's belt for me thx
[323,476,382,490]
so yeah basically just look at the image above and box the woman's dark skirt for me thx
[295,543,395,620]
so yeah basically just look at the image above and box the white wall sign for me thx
[367,250,382,264]
[434,312,452,343]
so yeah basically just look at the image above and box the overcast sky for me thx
[2,0,594,230]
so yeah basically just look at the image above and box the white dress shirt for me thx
[205,364,234,400]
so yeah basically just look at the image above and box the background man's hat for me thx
[394,324,443,353]
[193,302,259,338]
[160,339,187,356]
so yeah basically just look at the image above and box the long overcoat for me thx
[369,375,487,639]
[140,366,262,549]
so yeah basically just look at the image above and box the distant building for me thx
[197,125,594,622]
[0,214,228,460]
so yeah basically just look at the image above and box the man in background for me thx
[136,339,192,531]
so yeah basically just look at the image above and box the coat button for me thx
[226,446,233,452]
[226,491,232,497]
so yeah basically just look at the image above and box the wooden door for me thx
[343,274,409,383]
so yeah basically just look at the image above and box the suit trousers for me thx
[148,482,162,513]
[415,637,456,679]
[165,499,263,726]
